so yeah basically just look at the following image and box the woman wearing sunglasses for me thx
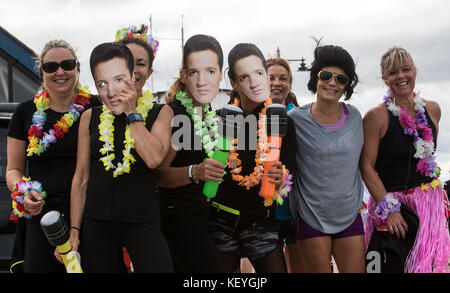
[6,40,97,272]
[289,44,366,272]
[361,47,449,273]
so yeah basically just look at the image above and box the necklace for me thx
[27,86,91,156]
[384,90,439,178]
[227,97,272,190]
[98,90,154,177]
[175,91,220,158]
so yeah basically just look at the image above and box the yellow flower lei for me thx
[98,90,154,177]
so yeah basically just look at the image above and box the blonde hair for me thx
[380,47,416,80]
[165,77,185,103]
[38,39,80,91]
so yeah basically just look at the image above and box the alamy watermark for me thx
[171,112,281,154]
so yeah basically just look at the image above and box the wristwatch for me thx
[126,112,143,124]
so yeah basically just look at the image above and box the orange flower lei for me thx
[227,97,272,190]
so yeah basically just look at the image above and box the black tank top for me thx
[158,99,211,215]
[375,104,437,192]
[213,104,296,220]
[85,104,164,223]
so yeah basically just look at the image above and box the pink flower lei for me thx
[383,90,440,179]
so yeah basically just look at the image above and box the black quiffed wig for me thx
[90,42,135,80]
[307,44,358,100]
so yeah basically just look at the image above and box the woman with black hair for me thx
[289,44,366,273]
[69,42,173,272]
[208,43,295,273]
[156,34,226,273]
[114,24,160,273]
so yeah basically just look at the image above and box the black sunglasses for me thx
[318,70,349,87]
[41,59,78,73]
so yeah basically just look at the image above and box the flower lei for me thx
[384,90,440,179]
[27,86,91,156]
[98,90,154,178]
[375,193,401,226]
[265,166,293,207]
[11,177,46,219]
[175,91,220,158]
[115,25,159,55]
[227,98,272,190]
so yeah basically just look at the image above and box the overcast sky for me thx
[2,0,450,181]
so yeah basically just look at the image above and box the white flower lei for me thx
[384,90,436,170]
[98,90,154,177]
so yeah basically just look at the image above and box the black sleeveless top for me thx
[375,104,437,192]
[84,104,164,223]
[213,103,296,220]
[158,99,211,215]
[7,96,101,215]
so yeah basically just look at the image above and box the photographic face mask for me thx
[181,50,222,105]
[94,57,133,115]
[233,55,270,103]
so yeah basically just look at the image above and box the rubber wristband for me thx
[192,164,200,184]
[188,165,195,183]
[71,226,81,232]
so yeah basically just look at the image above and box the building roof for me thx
[0,26,40,78]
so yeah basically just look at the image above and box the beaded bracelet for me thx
[375,193,401,226]
[11,177,46,219]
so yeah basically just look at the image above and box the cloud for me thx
[1,0,449,180]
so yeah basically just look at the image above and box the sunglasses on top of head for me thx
[318,70,349,87]
[41,59,78,74]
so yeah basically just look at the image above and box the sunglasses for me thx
[41,59,78,73]
[318,70,349,87]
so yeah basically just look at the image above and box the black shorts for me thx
[278,219,297,244]
[207,218,282,261]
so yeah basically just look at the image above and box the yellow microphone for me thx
[40,211,83,273]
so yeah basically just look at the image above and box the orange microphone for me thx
[260,104,288,203]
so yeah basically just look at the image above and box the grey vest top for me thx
[288,103,364,234]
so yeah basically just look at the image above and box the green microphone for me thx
[203,105,242,198]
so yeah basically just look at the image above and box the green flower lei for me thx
[175,91,220,157]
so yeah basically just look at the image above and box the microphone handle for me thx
[57,241,83,273]
[260,136,282,200]
[203,136,233,199]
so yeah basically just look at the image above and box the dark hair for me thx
[90,42,134,80]
[307,44,358,100]
[227,43,268,104]
[119,25,155,70]
[165,34,223,102]
[266,57,299,107]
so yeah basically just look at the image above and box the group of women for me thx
[6,24,449,273]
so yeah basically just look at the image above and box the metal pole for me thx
[181,14,184,52]
[149,15,154,91]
